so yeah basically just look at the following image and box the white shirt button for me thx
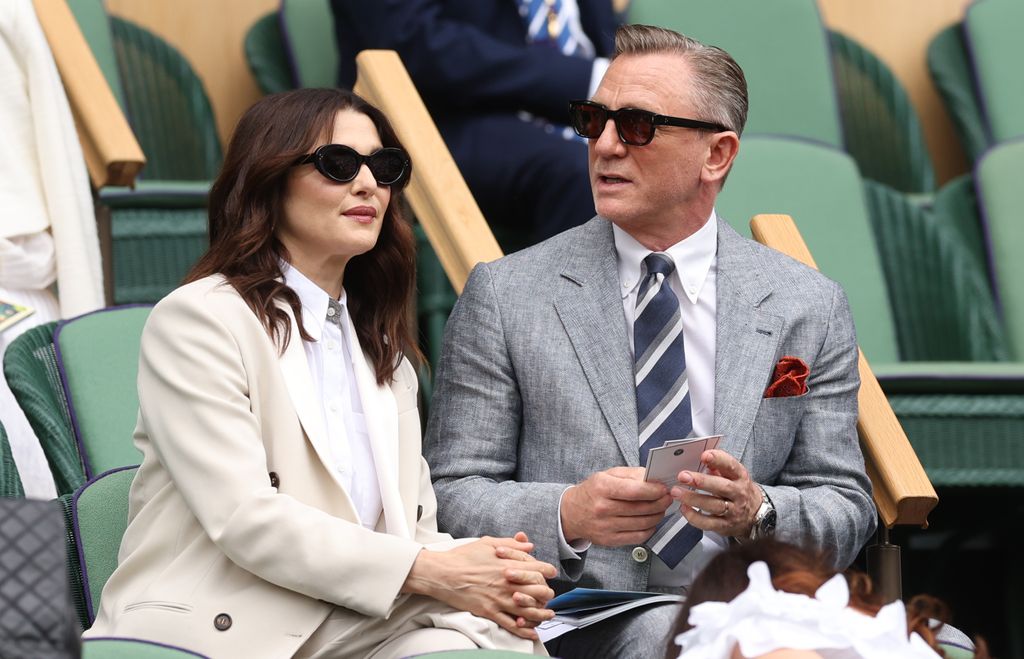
[326,307,336,317]
[326,341,337,352]
[631,546,649,563]
[329,401,339,413]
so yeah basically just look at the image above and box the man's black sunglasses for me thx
[296,144,410,186]
[568,100,729,146]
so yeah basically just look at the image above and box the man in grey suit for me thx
[425,24,876,658]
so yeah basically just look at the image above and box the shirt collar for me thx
[281,261,348,342]
[612,210,718,305]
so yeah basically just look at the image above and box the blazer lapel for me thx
[554,219,640,466]
[713,223,783,460]
[348,331,410,539]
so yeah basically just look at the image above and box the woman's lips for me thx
[342,205,377,223]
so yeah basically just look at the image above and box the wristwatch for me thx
[749,485,777,540]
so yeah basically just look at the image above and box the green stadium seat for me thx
[244,12,293,95]
[281,0,338,88]
[3,307,150,496]
[828,30,935,193]
[964,0,1024,145]
[628,0,843,147]
[0,420,25,498]
[975,138,1024,360]
[718,135,1024,487]
[3,321,82,495]
[67,0,218,305]
[926,25,990,164]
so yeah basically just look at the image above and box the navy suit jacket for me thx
[331,0,619,122]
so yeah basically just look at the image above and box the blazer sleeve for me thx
[763,282,877,568]
[331,0,599,121]
[425,264,582,580]
[136,290,424,618]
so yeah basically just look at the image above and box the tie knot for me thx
[644,252,675,278]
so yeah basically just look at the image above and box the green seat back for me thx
[281,0,338,88]
[828,30,934,193]
[245,12,294,95]
[927,25,990,163]
[0,421,25,497]
[55,307,150,477]
[716,136,898,364]
[976,139,1024,360]
[628,0,842,147]
[109,16,222,180]
[3,322,82,495]
[965,0,1024,143]
[66,0,126,107]
[71,466,137,626]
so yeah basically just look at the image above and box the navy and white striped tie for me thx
[634,252,702,568]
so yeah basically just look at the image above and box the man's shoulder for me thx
[481,219,605,285]
[722,224,842,297]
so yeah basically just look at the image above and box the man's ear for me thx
[702,131,740,186]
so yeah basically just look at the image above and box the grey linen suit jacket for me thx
[424,217,876,593]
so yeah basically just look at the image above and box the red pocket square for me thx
[764,356,809,398]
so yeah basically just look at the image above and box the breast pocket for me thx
[749,393,808,479]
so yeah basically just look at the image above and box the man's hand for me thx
[560,467,672,546]
[402,534,557,640]
[670,449,762,538]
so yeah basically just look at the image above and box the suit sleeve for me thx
[764,282,877,568]
[136,291,424,618]
[425,264,586,581]
[331,0,597,120]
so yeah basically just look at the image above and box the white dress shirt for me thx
[556,212,728,590]
[283,264,382,529]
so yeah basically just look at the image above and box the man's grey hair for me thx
[613,24,748,136]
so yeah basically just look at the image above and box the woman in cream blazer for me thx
[86,89,555,659]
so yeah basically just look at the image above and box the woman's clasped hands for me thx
[403,531,557,640]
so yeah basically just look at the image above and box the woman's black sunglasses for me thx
[296,144,410,186]
[568,100,729,146]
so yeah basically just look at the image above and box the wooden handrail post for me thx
[32,0,144,189]
[354,49,503,293]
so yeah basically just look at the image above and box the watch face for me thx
[762,508,777,536]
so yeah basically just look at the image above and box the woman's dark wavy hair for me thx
[185,88,420,384]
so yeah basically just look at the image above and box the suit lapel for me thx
[713,223,783,460]
[348,331,410,539]
[554,219,640,466]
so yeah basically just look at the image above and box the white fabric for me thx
[615,211,725,588]
[0,0,103,315]
[675,562,941,659]
[283,263,383,530]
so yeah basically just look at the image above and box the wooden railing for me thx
[32,0,144,188]
[750,214,938,530]
[354,50,501,293]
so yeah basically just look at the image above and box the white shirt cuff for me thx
[557,486,592,561]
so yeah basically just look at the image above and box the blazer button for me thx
[214,613,232,631]
[631,546,649,563]
[269,472,280,488]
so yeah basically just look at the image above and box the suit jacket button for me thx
[214,613,232,631]
[269,472,280,488]
[631,546,649,563]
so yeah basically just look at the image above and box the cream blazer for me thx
[86,275,459,658]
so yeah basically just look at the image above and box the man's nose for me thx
[593,118,625,156]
